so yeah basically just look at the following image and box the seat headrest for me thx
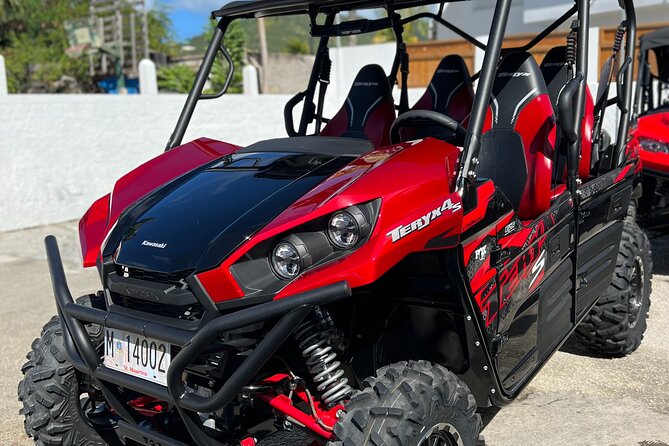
[540,46,571,112]
[491,52,548,128]
[424,55,472,113]
[341,64,393,133]
[320,64,395,146]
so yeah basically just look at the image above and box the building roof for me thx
[213,0,467,18]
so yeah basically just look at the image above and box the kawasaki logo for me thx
[124,286,161,301]
[387,199,462,243]
[142,240,167,249]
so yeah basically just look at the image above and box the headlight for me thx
[257,202,378,283]
[327,206,370,249]
[270,233,332,280]
[639,137,669,154]
[271,241,301,279]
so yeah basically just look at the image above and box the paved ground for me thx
[1,222,668,446]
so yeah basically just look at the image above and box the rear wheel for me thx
[330,360,482,446]
[17,295,117,446]
[574,219,652,356]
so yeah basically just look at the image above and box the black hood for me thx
[106,147,357,274]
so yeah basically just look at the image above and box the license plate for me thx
[104,329,171,386]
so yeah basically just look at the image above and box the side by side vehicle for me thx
[18,0,651,445]
[631,27,669,230]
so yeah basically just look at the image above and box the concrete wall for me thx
[0,94,291,232]
[1,77,616,232]
[263,53,316,94]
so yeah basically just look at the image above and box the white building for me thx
[437,0,669,40]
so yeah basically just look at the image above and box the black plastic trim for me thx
[45,235,352,445]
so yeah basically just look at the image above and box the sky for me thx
[160,0,232,41]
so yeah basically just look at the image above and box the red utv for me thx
[630,27,669,229]
[18,0,651,445]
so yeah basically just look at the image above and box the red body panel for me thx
[632,111,669,174]
[197,138,462,302]
[79,194,110,267]
[77,138,239,267]
[579,87,595,179]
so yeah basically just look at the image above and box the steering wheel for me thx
[390,110,467,145]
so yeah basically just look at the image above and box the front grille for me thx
[111,293,205,321]
[115,265,193,286]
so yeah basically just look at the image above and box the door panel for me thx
[576,175,632,319]
[575,221,623,319]
[537,256,573,359]
[494,194,574,391]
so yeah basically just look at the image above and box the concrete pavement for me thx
[1,222,668,446]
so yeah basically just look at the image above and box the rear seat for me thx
[402,55,475,142]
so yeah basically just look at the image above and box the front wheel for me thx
[17,295,117,446]
[329,360,482,446]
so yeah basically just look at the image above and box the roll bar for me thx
[612,1,636,168]
[166,0,638,182]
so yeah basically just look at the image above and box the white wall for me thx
[0,94,291,232]
[329,42,397,109]
[1,77,617,233]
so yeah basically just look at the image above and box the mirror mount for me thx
[558,73,584,193]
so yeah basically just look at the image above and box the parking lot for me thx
[1,222,668,446]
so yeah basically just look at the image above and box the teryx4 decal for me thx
[528,248,547,290]
[387,199,462,243]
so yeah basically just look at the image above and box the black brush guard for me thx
[44,235,352,446]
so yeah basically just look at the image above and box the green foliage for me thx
[285,38,310,55]
[147,4,178,58]
[0,0,177,93]
[153,18,247,95]
[371,7,432,44]
[0,0,21,22]
[1,0,92,92]
[242,15,313,54]
[195,20,245,94]
[157,64,195,93]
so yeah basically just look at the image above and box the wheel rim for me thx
[627,255,644,329]
[417,422,465,446]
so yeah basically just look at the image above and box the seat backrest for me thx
[541,46,571,115]
[321,64,396,148]
[541,46,571,184]
[412,55,475,122]
[479,51,556,221]
[401,55,475,143]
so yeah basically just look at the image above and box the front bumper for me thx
[45,235,352,445]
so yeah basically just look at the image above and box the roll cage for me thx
[635,27,669,117]
[166,0,638,199]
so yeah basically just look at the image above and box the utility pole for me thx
[257,17,269,93]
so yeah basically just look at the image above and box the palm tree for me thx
[0,0,21,21]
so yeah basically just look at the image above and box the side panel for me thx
[494,195,573,390]
[79,194,111,267]
[575,166,634,319]
[460,183,576,393]
[537,252,573,359]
